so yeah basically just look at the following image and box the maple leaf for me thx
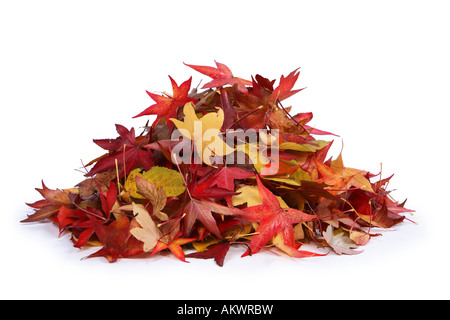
[53,182,118,248]
[99,181,118,220]
[270,68,304,102]
[170,102,234,166]
[133,76,197,128]
[323,225,362,255]
[239,176,317,257]
[184,61,252,93]
[172,164,240,204]
[217,88,237,130]
[232,85,269,130]
[207,165,254,191]
[135,176,169,221]
[346,188,407,229]
[22,181,73,223]
[329,152,374,192]
[88,216,144,263]
[57,206,106,248]
[186,242,231,267]
[151,234,197,262]
[77,171,116,198]
[272,233,327,258]
[183,198,243,239]
[129,203,162,252]
[86,124,155,178]
[232,185,289,208]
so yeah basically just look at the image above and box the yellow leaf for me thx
[235,142,271,173]
[290,164,312,182]
[170,102,234,165]
[223,224,253,240]
[142,166,186,197]
[125,167,186,199]
[293,223,305,240]
[330,152,374,192]
[124,168,144,199]
[192,238,219,252]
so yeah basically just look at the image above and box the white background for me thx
[1,0,449,300]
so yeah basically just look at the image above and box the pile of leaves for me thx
[22,61,413,266]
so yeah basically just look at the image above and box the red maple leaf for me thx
[186,242,231,267]
[86,124,154,178]
[183,164,241,199]
[239,176,317,257]
[56,206,105,248]
[208,166,254,191]
[270,68,304,102]
[87,216,144,263]
[133,76,197,128]
[53,181,118,248]
[184,61,252,93]
[183,198,243,239]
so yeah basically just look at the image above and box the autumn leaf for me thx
[142,166,186,197]
[125,166,186,199]
[133,76,197,129]
[99,181,118,220]
[323,225,362,255]
[270,68,304,102]
[135,176,169,221]
[58,206,106,248]
[151,234,197,262]
[86,124,155,178]
[184,61,252,93]
[186,242,231,267]
[183,198,244,239]
[217,88,237,130]
[347,188,407,228]
[22,181,73,223]
[235,140,272,173]
[330,152,374,192]
[237,176,317,257]
[170,102,234,165]
[88,216,144,263]
[279,140,330,153]
[232,185,289,208]
[129,203,162,252]
[272,233,327,258]
[77,171,116,198]
[207,165,254,191]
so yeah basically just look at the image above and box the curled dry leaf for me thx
[323,225,363,255]
[135,176,169,221]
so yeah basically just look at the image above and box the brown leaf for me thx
[36,181,72,206]
[135,176,169,221]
